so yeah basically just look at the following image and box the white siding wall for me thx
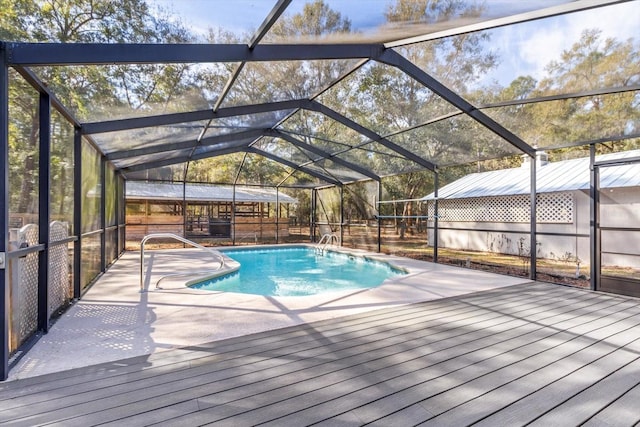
[599,187,640,268]
[429,188,640,266]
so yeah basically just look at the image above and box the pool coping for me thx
[7,244,533,381]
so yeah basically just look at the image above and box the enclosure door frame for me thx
[592,155,640,297]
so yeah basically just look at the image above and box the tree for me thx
[271,0,350,39]
[335,0,499,218]
[0,0,35,40]
[2,0,200,221]
[503,30,640,156]
[187,0,355,189]
[221,0,354,106]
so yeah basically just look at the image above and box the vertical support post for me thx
[121,177,126,254]
[590,145,598,291]
[433,169,439,263]
[0,44,11,381]
[339,186,344,247]
[181,164,188,242]
[182,181,186,248]
[231,184,236,245]
[182,180,187,245]
[377,181,381,253]
[530,153,537,280]
[114,173,120,257]
[310,189,316,242]
[144,200,149,236]
[37,92,51,332]
[275,188,280,244]
[73,127,82,298]
[100,157,106,273]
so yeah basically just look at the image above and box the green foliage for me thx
[3,0,201,217]
[316,186,341,224]
[81,142,101,232]
[187,0,356,187]
[270,0,351,39]
[2,0,638,221]
[7,71,39,214]
[287,188,311,225]
[0,0,35,40]
[493,30,640,152]
[50,110,75,223]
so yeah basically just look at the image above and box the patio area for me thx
[7,246,529,380]
[2,273,640,425]
[3,0,639,383]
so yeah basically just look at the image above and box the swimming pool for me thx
[190,246,406,296]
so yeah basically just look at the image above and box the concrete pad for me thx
[7,245,531,381]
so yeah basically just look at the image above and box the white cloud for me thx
[150,0,274,38]
[487,1,639,85]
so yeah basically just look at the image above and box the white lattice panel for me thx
[17,224,39,343]
[537,192,573,223]
[49,221,71,316]
[427,192,573,223]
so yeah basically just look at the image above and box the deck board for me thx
[3,282,640,426]
[318,292,633,425]
[113,286,585,426]
[527,354,640,426]
[582,380,640,426]
[420,310,640,425]
[235,289,615,426]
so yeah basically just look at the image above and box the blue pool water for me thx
[191,247,405,296]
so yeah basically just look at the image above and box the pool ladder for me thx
[315,233,340,255]
[139,233,225,292]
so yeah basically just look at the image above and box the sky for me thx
[150,0,639,86]
[152,0,389,35]
[492,1,639,85]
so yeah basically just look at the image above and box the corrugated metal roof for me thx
[422,150,640,200]
[126,181,297,204]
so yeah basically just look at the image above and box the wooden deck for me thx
[2,281,640,426]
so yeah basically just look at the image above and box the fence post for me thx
[73,127,82,298]
[37,92,51,332]
[0,42,10,380]
[530,154,537,280]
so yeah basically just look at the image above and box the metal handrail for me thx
[315,233,339,254]
[315,233,330,252]
[139,233,225,292]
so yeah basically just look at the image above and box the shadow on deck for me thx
[2,282,640,425]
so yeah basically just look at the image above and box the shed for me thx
[420,150,640,267]
[126,181,297,240]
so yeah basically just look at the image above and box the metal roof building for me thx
[421,150,640,200]
[126,181,297,204]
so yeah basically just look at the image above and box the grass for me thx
[127,229,638,290]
